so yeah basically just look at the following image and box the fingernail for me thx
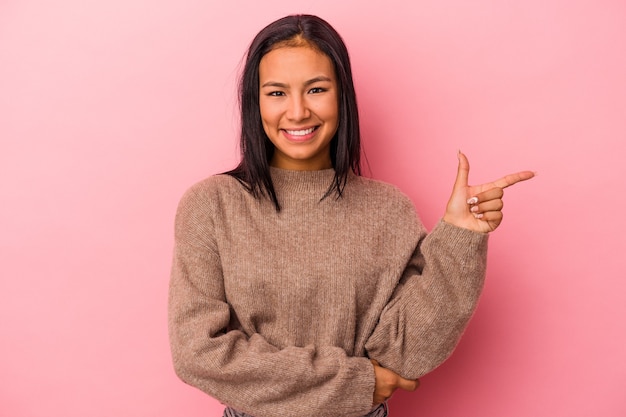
[473,213,484,219]
[467,197,478,205]
[470,206,479,213]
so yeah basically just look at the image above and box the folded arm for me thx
[365,220,488,379]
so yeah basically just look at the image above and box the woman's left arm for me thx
[365,152,534,379]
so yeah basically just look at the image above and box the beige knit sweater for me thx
[168,167,488,417]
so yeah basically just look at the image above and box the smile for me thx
[284,127,317,136]
[281,126,320,142]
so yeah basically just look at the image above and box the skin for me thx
[443,151,535,233]
[259,45,339,170]
[371,359,419,405]
[257,44,536,406]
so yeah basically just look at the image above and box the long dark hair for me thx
[224,14,361,211]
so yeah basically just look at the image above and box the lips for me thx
[285,126,316,135]
[281,126,319,142]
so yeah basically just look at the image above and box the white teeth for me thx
[285,127,315,136]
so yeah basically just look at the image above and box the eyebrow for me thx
[261,76,333,88]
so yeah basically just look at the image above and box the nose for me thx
[286,95,310,121]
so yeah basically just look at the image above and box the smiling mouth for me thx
[284,127,317,136]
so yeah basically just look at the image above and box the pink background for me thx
[1,0,625,416]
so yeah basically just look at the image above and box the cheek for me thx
[260,119,275,146]
[326,102,340,130]
[259,100,280,128]
[314,98,339,124]
[328,94,340,126]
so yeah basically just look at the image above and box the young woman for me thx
[168,14,534,417]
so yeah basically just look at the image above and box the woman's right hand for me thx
[371,359,420,405]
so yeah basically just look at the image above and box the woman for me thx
[168,14,534,417]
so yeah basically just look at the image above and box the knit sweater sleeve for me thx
[168,185,375,417]
[364,216,488,380]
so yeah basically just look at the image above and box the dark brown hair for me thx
[225,14,361,211]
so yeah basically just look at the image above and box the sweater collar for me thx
[269,167,337,196]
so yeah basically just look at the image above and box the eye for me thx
[267,91,285,97]
[308,87,326,94]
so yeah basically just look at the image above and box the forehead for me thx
[259,46,335,81]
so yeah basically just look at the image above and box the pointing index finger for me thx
[491,171,536,189]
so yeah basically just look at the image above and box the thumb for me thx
[397,377,420,392]
[453,151,470,190]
